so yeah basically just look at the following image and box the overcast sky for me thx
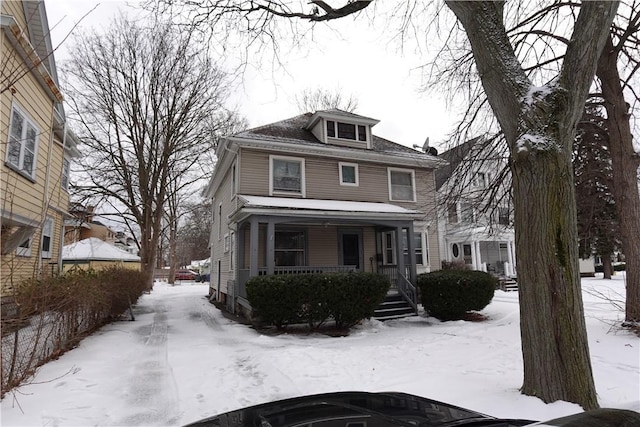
[46,0,458,151]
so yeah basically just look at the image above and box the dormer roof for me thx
[304,109,380,130]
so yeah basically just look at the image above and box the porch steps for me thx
[373,294,417,321]
[498,278,518,292]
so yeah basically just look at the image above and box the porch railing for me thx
[237,265,357,299]
[397,272,418,312]
[377,265,411,292]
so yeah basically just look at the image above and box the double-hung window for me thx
[339,162,358,186]
[6,105,39,180]
[61,157,70,190]
[402,231,428,266]
[275,230,306,266]
[270,156,305,196]
[41,217,54,258]
[388,168,416,202]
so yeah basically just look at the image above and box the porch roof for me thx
[233,195,423,221]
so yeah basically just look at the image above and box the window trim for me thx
[387,167,416,202]
[6,103,39,181]
[61,157,70,191]
[326,120,368,142]
[339,162,359,186]
[269,155,306,197]
[17,236,32,257]
[41,217,54,259]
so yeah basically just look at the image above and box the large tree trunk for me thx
[596,35,640,323]
[602,254,613,280]
[445,1,618,409]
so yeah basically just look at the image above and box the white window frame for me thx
[228,231,235,272]
[382,231,395,265]
[17,236,32,257]
[41,217,54,259]
[223,233,230,253]
[387,167,416,202]
[61,157,70,190]
[269,155,305,197]
[326,120,367,142]
[6,104,39,180]
[339,162,359,186]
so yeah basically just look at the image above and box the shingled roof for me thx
[232,112,421,156]
[434,137,481,190]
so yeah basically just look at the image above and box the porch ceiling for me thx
[232,195,423,222]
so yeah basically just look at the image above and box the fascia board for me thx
[230,136,446,169]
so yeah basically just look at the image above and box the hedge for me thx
[246,272,390,330]
[417,270,496,321]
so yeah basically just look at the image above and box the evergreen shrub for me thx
[417,270,496,321]
[246,272,390,330]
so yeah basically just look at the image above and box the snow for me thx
[62,237,141,261]
[1,274,637,426]
[239,194,420,214]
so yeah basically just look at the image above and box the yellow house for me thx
[61,238,141,272]
[1,1,79,294]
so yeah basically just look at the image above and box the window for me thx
[218,204,222,240]
[61,157,70,190]
[472,172,486,188]
[224,233,230,252]
[231,163,237,195]
[498,206,510,226]
[447,204,458,224]
[275,230,306,266]
[383,231,395,264]
[41,217,53,258]
[6,105,39,180]
[388,168,415,202]
[17,237,31,257]
[326,120,367,141]
[460,203,475,224]
[403,231,426,265]
[229,231,235,272]
[270,156,305,195]
[339,162,358,186]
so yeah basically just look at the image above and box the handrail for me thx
[397,273,418,313]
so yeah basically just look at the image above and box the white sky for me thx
[2,274,637,425]
[45,0,457,151]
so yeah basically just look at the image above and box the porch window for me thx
[388,168,415,202]
[403,232,427,266]
[41,217,53,259]
[339,162,358,186]
[275,230,306,266]
[6,104,39,180]
[383,231,395,264]
[270,156,305,196]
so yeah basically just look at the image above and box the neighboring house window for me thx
[17,237,31,257]
[447,204,458,224]
[339,162,358,186]
[472,172,486,188]
[229,231,235,272]
[61,157,70,190]
[41,217,53,258]
[388,168,416,202]
[460,203,475,224]
[326,120,367,141]
[224,233,230,252]
[270,156,305,196]
[498,206,510,226]
[275,230,305,266]
[6,105,39,180]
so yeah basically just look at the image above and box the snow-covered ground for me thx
[1,273,637,426]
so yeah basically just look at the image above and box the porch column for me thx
[395,225,405,281]
[237,223,245,273]
[406,222,417,284]
[249,217,259,277]
[506,240,515,276]
[474,241,483,271]
[266,219,275,275]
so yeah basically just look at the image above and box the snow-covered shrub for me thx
[418,270,496,321]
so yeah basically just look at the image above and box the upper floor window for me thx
[327,120,367,142]
[6,105,38,180]
[61,157,70,190]
[447,204,458,224]
[270,155,305,196]
[41,217,54,259]
[460,202,475,224]
[388,168,416,202]
[472,172,486,188]
[498,206,510,226]
[339,162,359,186]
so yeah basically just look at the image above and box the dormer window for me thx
[327,120,367,142]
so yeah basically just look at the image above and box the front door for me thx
[339,229,363,271]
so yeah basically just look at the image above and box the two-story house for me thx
[435,138,517,278]
[205,109,445,317]
[1,1,79,294]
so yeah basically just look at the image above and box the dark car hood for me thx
[183,391,534,427]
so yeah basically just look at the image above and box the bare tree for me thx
[148,0,618,409]
[63,15,241,288]
[295,86,359,113]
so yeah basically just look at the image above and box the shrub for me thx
[418,270,496,321]
[246,272,390,330]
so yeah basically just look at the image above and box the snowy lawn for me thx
[1,274,637,426]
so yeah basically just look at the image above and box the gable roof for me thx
[62,238,140,262]
[435,137,481,190]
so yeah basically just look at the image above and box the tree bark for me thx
[445,0,618,409]
[596,35,640,323]
[602,254,613,280]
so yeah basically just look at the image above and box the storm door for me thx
[338,228,363,271]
